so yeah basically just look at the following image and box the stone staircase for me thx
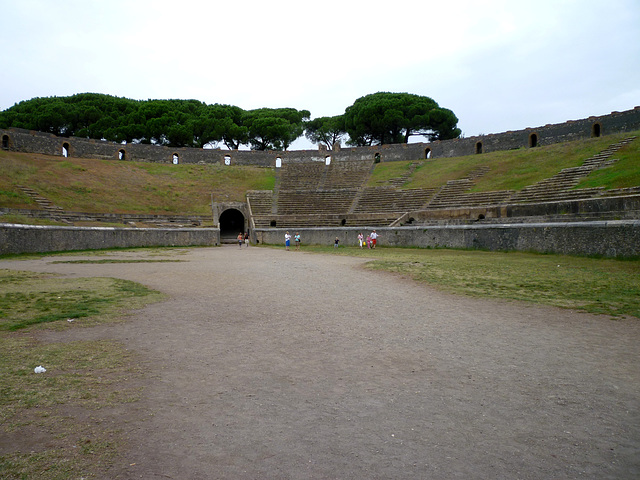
[246,190,274,215]
[17,186,64,213]
[426,166,494,208]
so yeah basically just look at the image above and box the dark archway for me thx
[2,135,9,149]
[529,133,538,148]
[62,142,70,157]
[425,148,431,159]
[592,123,601,137]
[219,208,245,240]
[476,142,483,154]
[119,149,126,160]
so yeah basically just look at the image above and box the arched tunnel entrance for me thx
[219,208,245,242]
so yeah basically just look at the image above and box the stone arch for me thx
[528,133,538,148]
[62,142,70,157]
[224,154,231,165]
[475,141,483,154]
[275,157,282,168]
[592,122,602,137]
[1,134,9,149]
[118,149,126,160]
[172,153,179,164]
[325,155,332,165]
[425,148,431,159]
[219,208,245,239]
[374,152,381,163]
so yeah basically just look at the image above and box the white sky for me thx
[1,0,639,149]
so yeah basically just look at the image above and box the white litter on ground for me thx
[34,365,47,373]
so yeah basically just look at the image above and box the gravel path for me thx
[3,246,639,479]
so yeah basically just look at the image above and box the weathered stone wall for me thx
[2,222,637,257]
[2,107,638,165]
[0,224,220,255]
[255,221,640,258]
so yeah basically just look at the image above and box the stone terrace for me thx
[247,137,639,229]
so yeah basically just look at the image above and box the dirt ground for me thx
[2,245,639,479]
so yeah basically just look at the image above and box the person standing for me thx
[237,232,243,249]
[334,237,340,248]
[357,232,364,249]
[285,231,291,251]
[294,232,301,251]
[244,232,249,247]
[370,230,378,249]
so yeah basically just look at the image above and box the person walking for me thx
[237,232,243,249]
[244,232,249,247]
[285,231,291,251]
[370,230,378,249]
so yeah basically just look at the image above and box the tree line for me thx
[0,92,461,150]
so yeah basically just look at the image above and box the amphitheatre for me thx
[0,108,639,478]
[1,106,640,256]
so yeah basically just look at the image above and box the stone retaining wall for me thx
[0,224,220,255]
[255,221,640,258]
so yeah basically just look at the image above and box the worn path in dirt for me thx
[3,246,639,479]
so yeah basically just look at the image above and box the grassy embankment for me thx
[0,151,275,225]
[1,130,639,226]
[368,129,640,191]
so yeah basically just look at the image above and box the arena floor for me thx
[4,245,639,479]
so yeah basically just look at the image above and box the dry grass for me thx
[0,151,275,215]
[0,268,164,479]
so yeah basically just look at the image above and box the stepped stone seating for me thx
[600,186,640,197]
[276,190,358,215]
[509,137,636,204]
[426,167,495,208]
[246,190,273,215]
[17,185,63,212]
[386,162,421,187]
[353,187,437,213]
[323,160,374,189]
[278,162,325,190]
[429,190,516,208]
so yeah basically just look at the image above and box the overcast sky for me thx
[1,0,639,149]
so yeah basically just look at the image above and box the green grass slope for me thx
[371,130,640,192]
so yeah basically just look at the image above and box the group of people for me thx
[357,230,378,249]
[236,232,250,248]
[284,230,379,250]
[284,231,302,251]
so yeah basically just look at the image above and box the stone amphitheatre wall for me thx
[1,221,637,257]
[255,221,640,258]
[0,224,220,255]
[2,107,639,165]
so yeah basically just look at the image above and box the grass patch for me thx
[301,246,640,319]
[0,266,164,479]
[0,270,163,331]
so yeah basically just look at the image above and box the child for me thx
[334,237,339,248]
